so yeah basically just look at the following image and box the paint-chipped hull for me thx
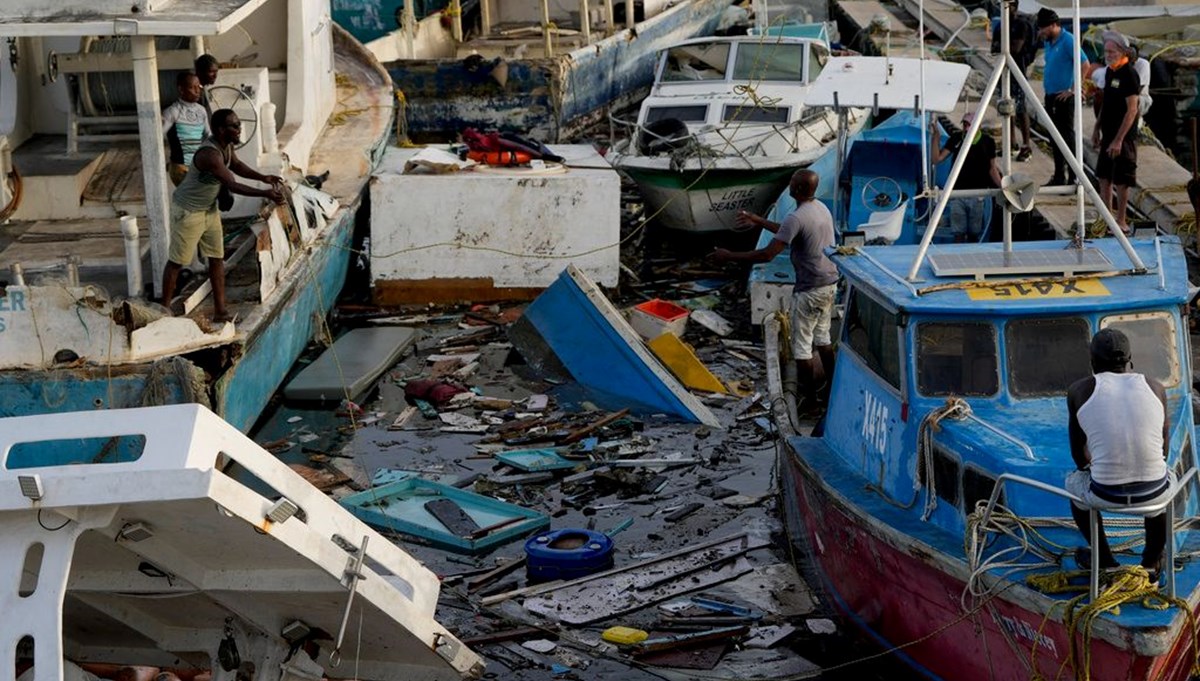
[778,443,1199,681]
[385,0,728,142]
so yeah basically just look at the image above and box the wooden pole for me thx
[405,0,417,57]
[542,0,553,56]
[603,0,615,34]
[480,0,492,37]
[624,0,634,29]
[452,0,464,42]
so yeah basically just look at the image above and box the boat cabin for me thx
[821,239,1195,539]
[637,35,830,139]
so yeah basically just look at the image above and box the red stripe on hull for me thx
[779,450,1197,681]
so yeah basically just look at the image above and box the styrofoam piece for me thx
[284,327,418,401]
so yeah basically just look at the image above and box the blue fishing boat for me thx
[511,265,721,426]
[0,1,393,433]
[769,233,1200,680]
[352,0,731,141]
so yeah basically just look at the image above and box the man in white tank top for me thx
[1065,328,1172,578]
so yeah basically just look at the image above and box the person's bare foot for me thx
[211,310,235,324]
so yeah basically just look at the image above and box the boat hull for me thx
[624,165,799,233]
[384,0,727,142]
[778,444,1199,681]
[0,204,359,433]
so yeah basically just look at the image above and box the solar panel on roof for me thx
[928,248,1114,278]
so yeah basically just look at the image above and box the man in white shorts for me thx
[714,169,839,406]
[1066,328,1173,581]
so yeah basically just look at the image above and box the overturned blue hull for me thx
[383,0,728,142]
[513,265,720,426]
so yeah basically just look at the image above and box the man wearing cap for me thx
[1065,328,1172,580]
[1037,8,1089,186]
[931,109,1001,241]
[1092,32,1141,233]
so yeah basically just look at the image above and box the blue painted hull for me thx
[386,0,727,141]
[517,266,719,425]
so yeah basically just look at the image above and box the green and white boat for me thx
[610,32,866,232]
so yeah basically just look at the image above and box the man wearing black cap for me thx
[1037,8,1089,186]
[1065,328,1172,580]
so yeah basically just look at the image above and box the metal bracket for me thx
[329,535,369,667]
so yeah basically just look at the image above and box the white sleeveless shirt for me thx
[1076,372,1167,485]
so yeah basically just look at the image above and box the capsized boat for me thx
[354,0,732,142]
[609,31,868,233]
[0,404,482,680]
[510,264,720,426]
[0,0,393,433]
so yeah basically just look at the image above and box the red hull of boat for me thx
[779,449,1196,681]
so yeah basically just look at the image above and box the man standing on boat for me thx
[194,54,219,114]
[160,109,285,323]
[931,110,1001,241]
[713,169,838,407]
[1037,8,1089,186]
[1065,328,1172,580]
[1092,32,1141,234]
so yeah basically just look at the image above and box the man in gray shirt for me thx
[714,169,839,405]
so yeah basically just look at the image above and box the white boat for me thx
[0,404,482,680]
[609,30,867,233]
[0,0,393,431]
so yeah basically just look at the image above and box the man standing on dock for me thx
[713,170,838,408]
[1065,328,1172,582]
[1093,32,1141,233]
[1037,8,1088,186]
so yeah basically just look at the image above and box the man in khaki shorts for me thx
[161,108,284,323]
[714,169,839,407]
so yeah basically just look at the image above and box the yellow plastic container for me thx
[601,626,649,646]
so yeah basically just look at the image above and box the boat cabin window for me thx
[917,323,998,396]
[1100,312,1180,387]
[1005,317,1091,396]
[645,105,709,124]
[732,43,806,81]
[808,44,828,81]
[723,104,789,123]
[963,467,1003,513]
[918,445,960,506]
[844,290,901,389]
[663,43,731,81]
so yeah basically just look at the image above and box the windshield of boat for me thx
[917,322,998,396]
[732,42,806,81]
[1005,317,1091,396]
[663,43,731,81]
[1100,311,1180,387]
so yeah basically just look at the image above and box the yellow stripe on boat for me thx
[966,278,1111,301]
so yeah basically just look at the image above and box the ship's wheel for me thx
[861,176,904,212]
[205,85,258,150]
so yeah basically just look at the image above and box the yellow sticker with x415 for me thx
[966,278,1110,300]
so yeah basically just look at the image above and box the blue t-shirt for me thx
[1043,30,1087,94]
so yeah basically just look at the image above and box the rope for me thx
[915,397,971,520]
[1025,566,1200,681]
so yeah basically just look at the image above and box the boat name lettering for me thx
[993,611,1058,657]
[708,188,756,213]
[0,290,27,333]
[861,392,889,454]
[966,279,1110,301]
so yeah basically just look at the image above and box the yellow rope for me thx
[1025,566,1200,681]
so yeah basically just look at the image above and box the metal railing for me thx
[978,468,1197,600]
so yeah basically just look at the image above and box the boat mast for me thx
[903,0,1145,281]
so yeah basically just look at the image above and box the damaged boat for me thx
[355,0,733,142]
[610,32,867,233]
[0,404,482,680]
[0,0,393,431]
